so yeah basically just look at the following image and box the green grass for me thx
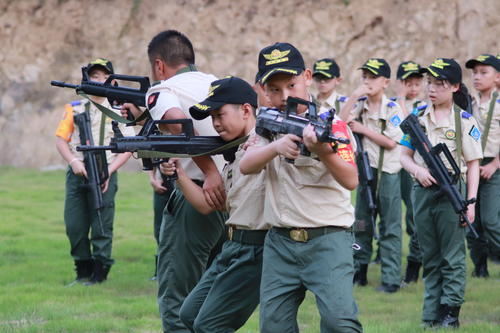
[0,166,499,332]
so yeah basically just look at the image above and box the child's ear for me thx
[303,68,313,87]
[336,77,343,84]
[241,103,252,119]
[383,78,390,88]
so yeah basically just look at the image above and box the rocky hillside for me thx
[0,0,498,168]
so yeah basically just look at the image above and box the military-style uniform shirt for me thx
[316,91,347,116]
[254,117,356,228]
[145,71,225,180]
[401,104,483,175]
[223,129,270,230]
[472,90,500,158]
[352,95,405,174]
[55,99,135,163]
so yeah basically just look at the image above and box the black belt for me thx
[481,157,494,166]
[228,226,267,246]
[274,226,347,242]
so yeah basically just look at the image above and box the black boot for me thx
[85,260,110,286]
[403,260,422,284]
[439,305,460,328]
[67,260,93,286]
[472,255,489,278]
[353,264,368,286]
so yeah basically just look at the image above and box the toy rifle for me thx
[74,109,108,234]
[353,133,378,239]
[256,96,350,162]
[400,114,479,238]
[51,66,150,121]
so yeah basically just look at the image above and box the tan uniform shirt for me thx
[472,91,500,158]
[352,95,404,174]
[316,91,347,115]
[55,99,135,163]
[410,104,483,174]
[254,119,356,228]
[223,130,270,230]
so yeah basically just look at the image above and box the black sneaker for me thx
[84,260,110,286]
[67,260,93,286]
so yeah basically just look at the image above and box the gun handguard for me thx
[400,114,478,238]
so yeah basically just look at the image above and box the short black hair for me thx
[147,30,195,66]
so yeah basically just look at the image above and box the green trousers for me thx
[64,168,117,266]
[157,187,226,333]
[153,190,171,245]
[412,184,466,322]
[179,239,263,332]
[354,170,402,285]
[401,169,421,263]
[260,228,363,333]
[467,161,500,263]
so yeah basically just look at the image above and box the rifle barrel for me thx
[51,80,78,89]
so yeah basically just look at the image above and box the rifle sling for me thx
[452,104,462,172]
[79,92,150,124]
[481,91,498,152]
[375,119,386,200]
[135,135,249,159]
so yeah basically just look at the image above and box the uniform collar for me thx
[174,64,198,76]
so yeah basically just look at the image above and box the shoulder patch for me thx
[389,114,402,126]
[147,92,160,109]
[417,104,427,110]
[387,101,397,107]
[389,97,397,101]
[338,95,347,102]
[70,100,82,107]
[497,98,500,104]
[358,96,367,101]
[468,125,481,141]
[461,111,472,119]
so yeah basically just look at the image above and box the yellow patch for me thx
[430,59,450,69]
[402,62,419,72]
[427,67,439,78]
[264,49,291,66]
[90,58,109,66]
[315,61,332,70]
[207,84,220,97]
[476,55,489,62]
[366,59,384,69]
[445,129,456,140]
[194,103,210,111]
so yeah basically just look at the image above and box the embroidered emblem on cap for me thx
[264,49,291,66]
[207,84,220,97]
[468,126,481,141]
[315,61,332,70]
[403,62,419,72]
[445,129,456,140]
[476,55,489,62]
[430,59,450,69]
[366,59,384,69]
[194,103,210,111]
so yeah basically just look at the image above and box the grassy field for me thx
[0,166,499,333]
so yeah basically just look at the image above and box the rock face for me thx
[0,0,498,167]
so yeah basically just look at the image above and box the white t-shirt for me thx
[145,71,224,180]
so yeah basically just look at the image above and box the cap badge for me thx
[264,49,291,65]
[430,59,450,69]
[90,58,109,66]
[476,55,489,62]
[315,61,332,70]
[403,62,419,72]
[366,59,384,69]
[194,103,210,111]
[207,84,220,97]
[445,129,456,140]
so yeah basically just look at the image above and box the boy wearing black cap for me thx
[312,58,347,115]
[240,42,362,333]
[394,61,425,285]
[55,58,133,285]
[157,76,270,332]
[464,54,500,278]
[400,58,482,328]
[339,58,405,293]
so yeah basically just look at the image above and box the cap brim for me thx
[313,71,333,78]
[259,67,304,84]
[400,70,423,80]
[465,59,482,69]
[87,64,112,74]
[358,66,380,76]
[189,100,225,120]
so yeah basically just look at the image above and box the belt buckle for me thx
[228,226,234,241]
[290,229,308,242]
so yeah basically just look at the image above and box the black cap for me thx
[423,58,462,84]
[312,58,340,78]
[465,54,500,71]
[257,42,305,84]
[189,76,258,120]
[86,58,114,75]
[397,61,423,80]
[358,58,391,78]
